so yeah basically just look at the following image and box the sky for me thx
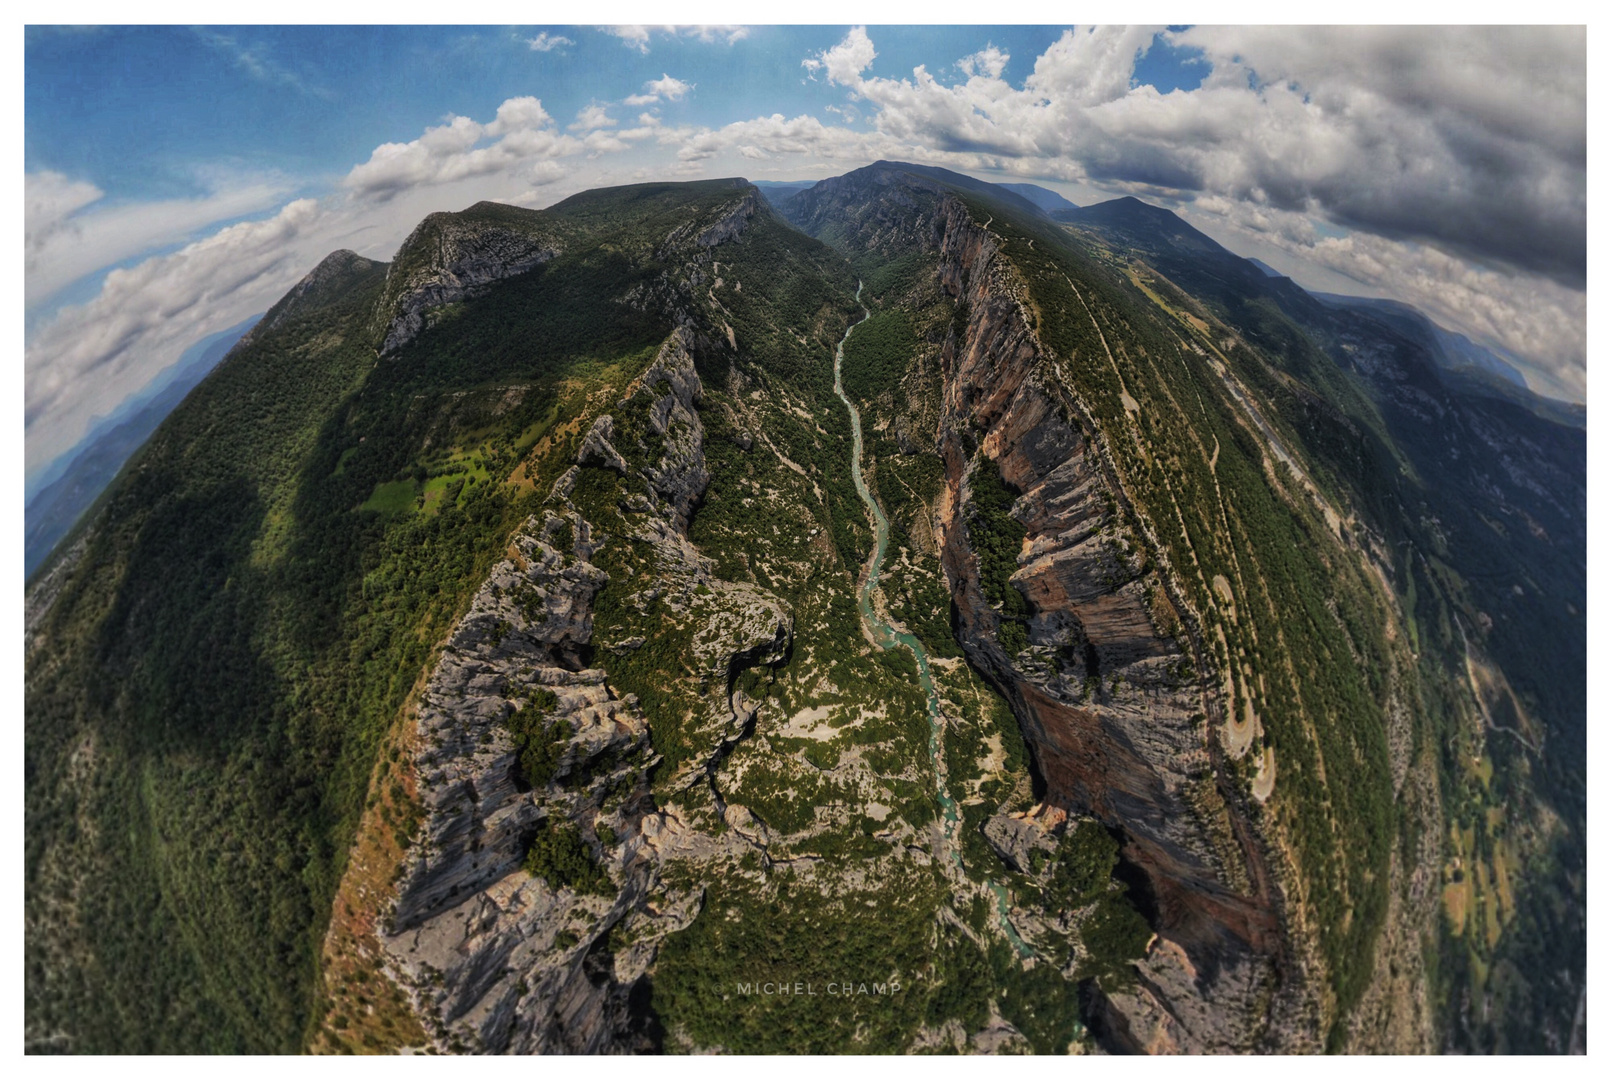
[21,18,1589,481]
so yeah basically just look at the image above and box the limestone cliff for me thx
[373,204,563,354]
[366,329,791,1053]
[926,195,1320,1052]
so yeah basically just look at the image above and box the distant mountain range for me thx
[1048,196,1580,427]
[1308,292,1532,389]
[757,173,1079,217]
[995,181,1079,214]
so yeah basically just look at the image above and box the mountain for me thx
[1246,257,1284,278]
[24,314,260,505]
[1053,181,1584,1052]
[762,172,1073,221]
[1310,292,1532,387]
[751,179,818,210]
[25,165,1582,1054]
[996,182,1079,215]
[24,315,262,578]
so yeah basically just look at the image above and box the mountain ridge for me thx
[25,164,1582,1055]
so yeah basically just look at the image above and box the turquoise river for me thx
[831,284,1032,960]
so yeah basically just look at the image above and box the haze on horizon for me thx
[24,23,1587,480]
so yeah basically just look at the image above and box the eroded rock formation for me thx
[377,329,791,1053]
[927,195,1317,1052]
[375,205,562,354]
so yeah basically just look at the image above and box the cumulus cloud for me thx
[343,96,593,201]
[527,32,573,52]
[607,25,653,53]
[1165,26,1585,287]
[647,74,692,101]
[809,25,878,87]
[25,170,293,309]
[958,45,1009,80]
[648,112,876,164]
[570,103,616,131]
[25,199,324,471]
[626,74,693,107]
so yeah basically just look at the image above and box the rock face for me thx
[378,328,789,1053]
[375,204,561,354]
[982,804,1063,874]
[381,507,667,1053]
[926,195,1316,1052]
[656,186,761,256]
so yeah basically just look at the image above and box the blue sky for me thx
[27,25,1175,201]
[23,23,1587,479]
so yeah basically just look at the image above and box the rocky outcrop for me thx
[577,416,631,475]
[376,327,791,1052]
[602,330,793,790]
[633,334,709,531]
[379,507,670,1054]
[982,804,1063,875]
[374,206,561,354]
[927,195,1314,1052]
[654,187,760,260]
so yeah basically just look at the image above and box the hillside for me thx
[25,167,1583,1054]
[24,316,261,577]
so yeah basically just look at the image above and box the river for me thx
[832,283,1032,959]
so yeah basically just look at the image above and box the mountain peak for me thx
[243,249,385,346]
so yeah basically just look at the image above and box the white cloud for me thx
[527,32,573,52]
[626,74,693,107]
[958,44,1009,80]
[813,25,877,87]
[25,170,294,310]
[26,171,102,239]
[607,25,653,53]
[604,25,747,53]
[1163,26,1585,285]
[486,96,552,136]
[343,96,594,201]
[646,74,691,101]
[570,103,617,131]
[694,26,748,45]
[25,199,324,471]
